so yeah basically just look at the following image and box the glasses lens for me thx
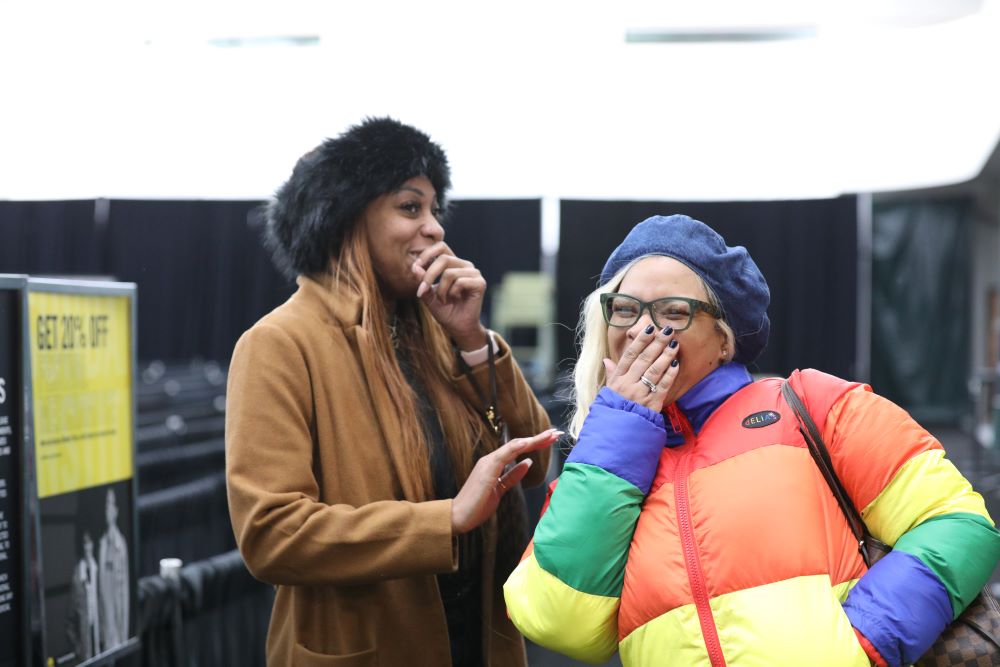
[652,299,693,329]
[606,295,641,326]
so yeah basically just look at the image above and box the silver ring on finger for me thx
[639,376,658,393]
[497,476,508,492]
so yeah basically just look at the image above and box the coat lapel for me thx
[345,323,427,502]
[297,275,427,502]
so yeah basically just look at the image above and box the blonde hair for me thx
[331,225,490,500]
[567,257,736,439]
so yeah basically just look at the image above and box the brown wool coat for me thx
[225,275,552,667]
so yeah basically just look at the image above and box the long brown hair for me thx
[331,223,493,501]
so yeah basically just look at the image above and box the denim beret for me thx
[599,214,770,364]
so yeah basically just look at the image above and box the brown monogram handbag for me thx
[781,381,1000,667]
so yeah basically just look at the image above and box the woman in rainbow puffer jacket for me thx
[504,214,1000,667]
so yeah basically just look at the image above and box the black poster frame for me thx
[27,278,140,667]
[0,274,35,667]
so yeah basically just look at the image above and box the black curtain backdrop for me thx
[0,199,540,364]
[443,199,542,326]
[106,200,296,363]
[0,201,104,275]
[871,198,971,422]
[556,198,859,380]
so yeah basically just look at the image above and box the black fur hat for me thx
[264,117,451,278]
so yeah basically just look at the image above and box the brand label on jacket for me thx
[741,410,781,429]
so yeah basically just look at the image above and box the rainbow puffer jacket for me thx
[504,365,1000,667]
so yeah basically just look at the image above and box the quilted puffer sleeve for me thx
[812,376,1000,667]
[503,387,666,664]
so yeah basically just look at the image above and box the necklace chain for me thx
[389,314,399,347]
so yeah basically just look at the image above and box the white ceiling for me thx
[2,0,998,201]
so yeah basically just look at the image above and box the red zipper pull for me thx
[665,403,683,433]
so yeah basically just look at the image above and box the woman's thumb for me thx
[503,458,533,487]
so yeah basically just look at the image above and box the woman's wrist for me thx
[453,325,490,354]
[458,330,498,367]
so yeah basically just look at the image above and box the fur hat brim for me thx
[264,117,451,278]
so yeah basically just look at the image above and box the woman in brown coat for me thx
[225,117,555,667]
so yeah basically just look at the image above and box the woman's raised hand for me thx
[603,324,680,412]
[451,429,561,535]
[411,242,488,351]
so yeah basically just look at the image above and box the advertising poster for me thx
[0,280,25,667]
[28,285,137,667]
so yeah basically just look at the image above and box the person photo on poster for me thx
[97,488,128,653]
[67,530,99,660]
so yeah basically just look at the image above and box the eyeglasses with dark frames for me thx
[600,293,722,332]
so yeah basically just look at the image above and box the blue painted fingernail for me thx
[671,358,679,367]
[669,339,679,349]
[644,324,655,335]
[661,326,673,336]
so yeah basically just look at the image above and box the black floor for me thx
[525,423,1000,666]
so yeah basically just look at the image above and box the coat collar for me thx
[295,273,365,328]
[662,363,754,446]
[295,274,428,501]
[676,362,754,433]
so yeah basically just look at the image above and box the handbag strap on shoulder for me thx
[781,379,881,566]
[456,334,503,438]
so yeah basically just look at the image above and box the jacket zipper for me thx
[675,451,727,667]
